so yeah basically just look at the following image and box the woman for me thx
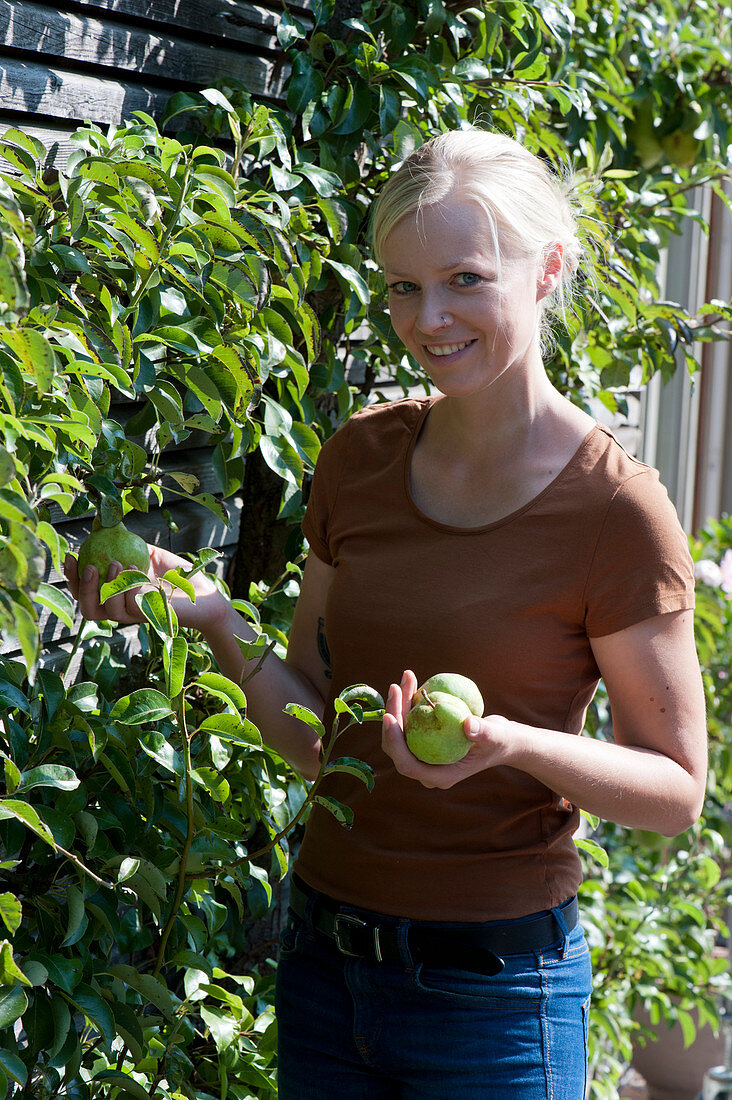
[66,129,707,1098]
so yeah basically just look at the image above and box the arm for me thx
[203,552,335,780]
[382,609,707,835]
[65,547,335,781]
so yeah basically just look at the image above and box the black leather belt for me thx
[288,876,578,976]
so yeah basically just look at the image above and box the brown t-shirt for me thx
[295,397,695,920]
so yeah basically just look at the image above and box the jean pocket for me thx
[413,960,542,1007]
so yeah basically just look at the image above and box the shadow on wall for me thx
[0,1,281,125]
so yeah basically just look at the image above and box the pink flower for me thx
[720,549,732,595]
[695,559,723,587]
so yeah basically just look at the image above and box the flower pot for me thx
[631,1005,725,1100]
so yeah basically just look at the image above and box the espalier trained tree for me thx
[0,1,731,1098]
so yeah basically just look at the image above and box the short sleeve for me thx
[583,469,695,637]
[301,421,351,565]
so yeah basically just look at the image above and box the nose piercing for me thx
[440,315,448,328]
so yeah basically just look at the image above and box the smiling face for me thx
[382,195,557,401]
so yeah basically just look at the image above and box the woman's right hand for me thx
[63,543,231,635]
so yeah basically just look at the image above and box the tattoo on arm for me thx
[317,617,332,680]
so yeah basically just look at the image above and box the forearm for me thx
[202,596,325,781]
[507,722,705,836]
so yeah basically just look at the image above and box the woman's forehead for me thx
[384,198,499,262]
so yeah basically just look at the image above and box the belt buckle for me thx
[333,913,385,962]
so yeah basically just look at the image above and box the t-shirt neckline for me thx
[402,397,602,534]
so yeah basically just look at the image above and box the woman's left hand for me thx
[381,670,516,789]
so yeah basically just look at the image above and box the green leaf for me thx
[161,567,196,602]
[0,329,56,391]
[198,712,262,747]
[0,985,27,1028]
[0,487,35,525]
[575,837,609,868]
[35,521,68,573]
[20,960,47,986]
[118,857,141,883]
[163,635,188,698]
[139,588,174,637]
[92,1072,152,1100]
[200,87,235,112]
[0,1047,27,1086]
[0,894,21,935]
[115,212,160,261]
[196,671,246,712]
[76,158,119,187]
[192,767,230,803]
[323,257,370,304]
[61,886,87,948]
[311,795,354,828]
[287,54,325,114]
[110,1000,145,1063]
[67,984,115,1047]
[0,941,31,987]
[107,964,177,1020]
[98,568,149,602]
[109,688,173,725]
[0,799,56,848]
[19,765,80,792]
[259,433,303,486]
[324,757,375,791]
[3,759,20,794]
[34,583,75,630]
[283,703,325,738]
[164,471,199,494]
[0,680,30,714]
[338,684,385,710]
[138,729,181,775]
[330,79,372,135]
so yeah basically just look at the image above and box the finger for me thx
[464,715,482,740]
[385,682,403,723]
[64,554,80,600]
[400,669,418,724]
[77,562,106,621]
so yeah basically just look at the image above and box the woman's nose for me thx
[418,299,449,334]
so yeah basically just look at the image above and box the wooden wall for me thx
[0,0,310,670]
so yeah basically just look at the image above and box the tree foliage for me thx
[0,1,730,1097]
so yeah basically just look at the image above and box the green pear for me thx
[660,129,701,169]
[77,519,149,590]
[628,99,664,169]
[413,672,484,718]
[405,690,473,765]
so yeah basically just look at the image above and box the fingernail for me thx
[82,566,94,581]
[465,718,479,736]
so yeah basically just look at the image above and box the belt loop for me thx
[303,888,318,933]
[552,901,570,958]
[397,918,415,969]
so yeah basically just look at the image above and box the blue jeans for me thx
[275,896,592,1099]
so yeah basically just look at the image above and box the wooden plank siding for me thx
[0,0,310,665]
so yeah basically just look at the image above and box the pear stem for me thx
[421,689,437,710]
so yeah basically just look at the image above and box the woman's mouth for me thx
[424,340,476,357]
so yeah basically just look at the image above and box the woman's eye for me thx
[387,280,417,295]
[454,272,482,287]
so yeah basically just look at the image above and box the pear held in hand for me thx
[412,673,484,719]
[405,673,484,765]
[77,518,150,591]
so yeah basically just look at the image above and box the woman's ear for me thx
[537,243,563,301]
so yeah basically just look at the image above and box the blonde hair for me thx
[371,129,584,332]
